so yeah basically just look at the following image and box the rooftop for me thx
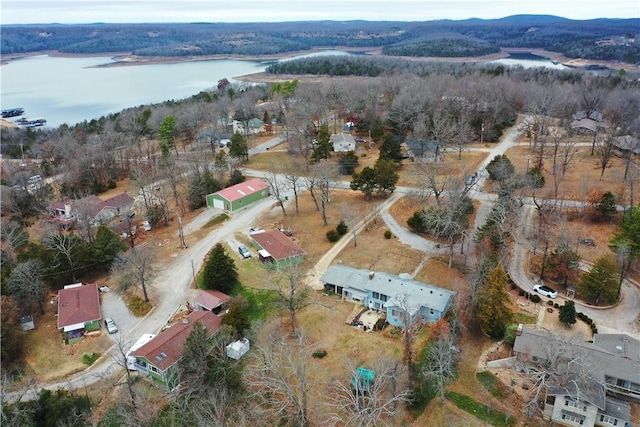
[57,283,101,329]
[250,229,306,260]
[213,178,269,202]
[131,311,221,372]
[321,265,455,313]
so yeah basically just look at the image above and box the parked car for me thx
[533,284,558,299]
[104,317,118,334]
[142,221,152,231]
[99,285,111,293]
[249,227,263,234]
[238,245,251,259]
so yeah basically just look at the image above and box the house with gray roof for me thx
[330,133,356,152]
[513,326,637,427]
[321,265,455,328]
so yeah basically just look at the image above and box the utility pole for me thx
[178,217,187,249]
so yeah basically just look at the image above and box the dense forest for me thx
[2,16,638,63]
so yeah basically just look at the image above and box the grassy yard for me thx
[332,217,425,275]
[21,299,113,383]
[503,144,638,206]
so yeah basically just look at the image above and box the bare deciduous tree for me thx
[325,358,412,427]
[7,260,48,315]
[42,230,85,282]
[264,160,290,216]
[246,330,313,427]
[269,265,314,338]
[111,246,158,303]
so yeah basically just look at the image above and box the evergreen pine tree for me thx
[202,243,238,294]
[558,300,577,327]
[475,263,513,338]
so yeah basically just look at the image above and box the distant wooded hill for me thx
[2,16,638,63]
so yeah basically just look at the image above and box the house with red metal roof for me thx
[205,178,269,213]
[57,283,102,344]
[249,229,306,270]
[130,311,222,389]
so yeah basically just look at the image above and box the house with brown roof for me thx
[194,290,231,315]
[130,311,222,389]
[249,229,306,270]
[57,283,102,344]
[48,192,134,227]
[205,178,270,213]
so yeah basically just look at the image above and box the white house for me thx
[330,133,356,152]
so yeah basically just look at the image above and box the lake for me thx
[0,55,268,128]
[1,50,566,128]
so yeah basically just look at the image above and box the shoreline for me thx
[2,47,639,73]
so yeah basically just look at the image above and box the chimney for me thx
[368,272,374,280]
[182,317,189,324]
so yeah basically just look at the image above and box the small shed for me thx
[194,290,231,315]
[20,315,35,331]
[226,338,250,360]
[206,178,270,212]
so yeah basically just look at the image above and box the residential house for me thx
[513,326,637,427]
[321,265,456,328]
[130,311,222,390]
[233,118,265,135]
[330,133,356,152]
[57,283,101,344]
[403,138,444,162]
[194,289,231,315]
[249,229,306,270]
[48,192,134,227]
[205,178,270,212]
[571,111,606,135]
[611,135,640,156]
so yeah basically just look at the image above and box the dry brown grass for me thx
[413,257,469,295]
[504,145,638,206]
[255,188,388,269]
[22,299,113,383]
[333,218,425,275]
[398,151,489,187]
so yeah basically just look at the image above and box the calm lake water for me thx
[0,55,267,128]
[1,50,563,128]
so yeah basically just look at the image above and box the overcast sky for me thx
[2,0,637,24]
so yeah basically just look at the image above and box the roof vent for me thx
[182,317,189,324]
[615,345,623,353]
[369,272,374,280]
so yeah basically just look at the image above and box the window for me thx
[379,294,387,302]
[374,302,381,310]
[564,399,587,412]
[372,292,380,300]
[600,415,618,425]
[561,412,584,425]
[149,365,159,374]
[391,309,400,317]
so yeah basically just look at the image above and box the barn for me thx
[206,178,270,213]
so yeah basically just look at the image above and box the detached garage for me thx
[206,178,270,213]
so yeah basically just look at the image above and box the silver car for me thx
[104,317,118,334]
